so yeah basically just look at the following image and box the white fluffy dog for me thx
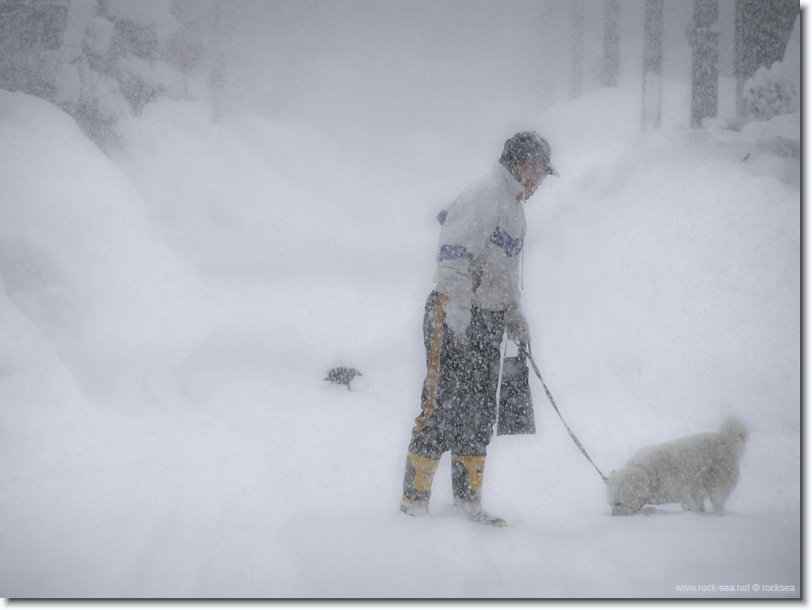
[607,417,747,516]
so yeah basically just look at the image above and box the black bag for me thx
[497,343,536,435]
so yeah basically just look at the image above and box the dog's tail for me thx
[719,416,748,456]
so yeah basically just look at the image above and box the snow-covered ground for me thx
[0,78,800,598]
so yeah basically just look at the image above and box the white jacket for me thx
[433,162,526,312]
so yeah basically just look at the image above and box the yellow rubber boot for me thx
[452,455,506,527]
[401,452,439,516]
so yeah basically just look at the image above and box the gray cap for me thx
[500,131,559,177]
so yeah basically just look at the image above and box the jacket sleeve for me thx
[432,188,498,309]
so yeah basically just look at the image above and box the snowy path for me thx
[2,276,800,598]
[0,88,800,598]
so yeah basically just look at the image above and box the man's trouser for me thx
[403,290,505,505]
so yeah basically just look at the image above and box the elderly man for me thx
[400,132,558,527]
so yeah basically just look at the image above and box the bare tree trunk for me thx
[209,0,228,120]
[641,0,663,130]
[602,0,620,88]
[690,0,719,128]
[569,0,585,99]
[541,0,560,107]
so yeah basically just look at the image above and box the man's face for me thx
[515,162,546,200]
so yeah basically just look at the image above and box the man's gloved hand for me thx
[505,302,531,344]
[444,302,471,346]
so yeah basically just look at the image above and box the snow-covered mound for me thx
[0,88,799,598]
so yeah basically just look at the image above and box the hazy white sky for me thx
[208,1,726,156]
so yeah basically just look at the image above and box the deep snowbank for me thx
[530,88,799,438]
[0,91,208,405]
[0,88,800,598]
